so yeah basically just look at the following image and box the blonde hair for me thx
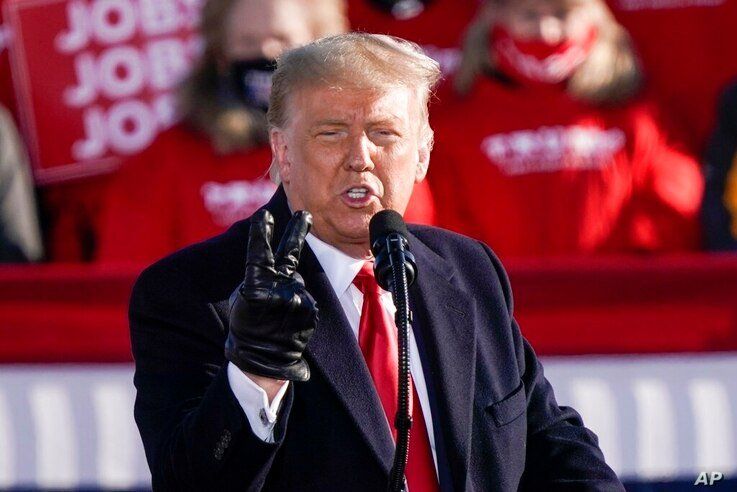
[267,33,442,181]
[455,0,643,105]
[177,0,348,154]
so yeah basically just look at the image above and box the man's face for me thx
[270,85,430,257]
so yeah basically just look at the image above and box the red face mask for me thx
[489,24,597,86]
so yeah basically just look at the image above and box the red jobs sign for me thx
[4,0,203,184]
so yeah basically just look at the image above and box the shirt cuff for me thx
[227,362,290,443]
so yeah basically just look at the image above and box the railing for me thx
[1,254,737,362]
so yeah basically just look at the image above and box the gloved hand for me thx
[225,209,318,382]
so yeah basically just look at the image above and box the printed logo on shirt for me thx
[615,0,724,10]
[0,24,9,53]
[480,125,626,176]
[201,179,276,227]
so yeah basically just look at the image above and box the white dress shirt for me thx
[227,232,438,472]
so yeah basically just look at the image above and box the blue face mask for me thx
[229,58,277,111]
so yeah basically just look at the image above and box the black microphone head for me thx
[369,210,417,290]
[369,209,408,256]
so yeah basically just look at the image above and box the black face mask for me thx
[366,0,433,18]
[229,58,277,111]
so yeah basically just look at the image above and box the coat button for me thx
[213,430,232,460]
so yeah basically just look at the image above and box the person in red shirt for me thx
[347,0,481,76]
[606,0,737,155]
[428,0,703,258]
[97,0,324,263]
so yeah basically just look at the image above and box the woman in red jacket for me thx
[429,0,703,258]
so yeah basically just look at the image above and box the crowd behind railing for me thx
[2,0,737,265]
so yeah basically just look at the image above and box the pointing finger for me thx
[274,211,312,277]
[246,210,275,276]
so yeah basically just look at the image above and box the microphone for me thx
[369,209,416,492]
[369,210,417,291]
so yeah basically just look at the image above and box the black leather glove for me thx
[225,209,318,382]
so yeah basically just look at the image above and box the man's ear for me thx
[270,128,291,184]
[415,140,431,183]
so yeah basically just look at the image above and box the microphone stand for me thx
[377,235,414,492]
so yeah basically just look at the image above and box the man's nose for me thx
[345,134,376,172]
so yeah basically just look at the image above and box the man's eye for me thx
[317,131,342,139]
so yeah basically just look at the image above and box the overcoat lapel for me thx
[409,234,477,492]
[300,249,396,472]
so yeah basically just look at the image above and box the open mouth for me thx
[346,187,369,199]
[341,185,377,208]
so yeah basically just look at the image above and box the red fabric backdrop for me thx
[2,254,737,362]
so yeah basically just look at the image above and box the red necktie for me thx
[353,262,439,491]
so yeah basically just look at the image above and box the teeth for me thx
[347,187,368,199]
